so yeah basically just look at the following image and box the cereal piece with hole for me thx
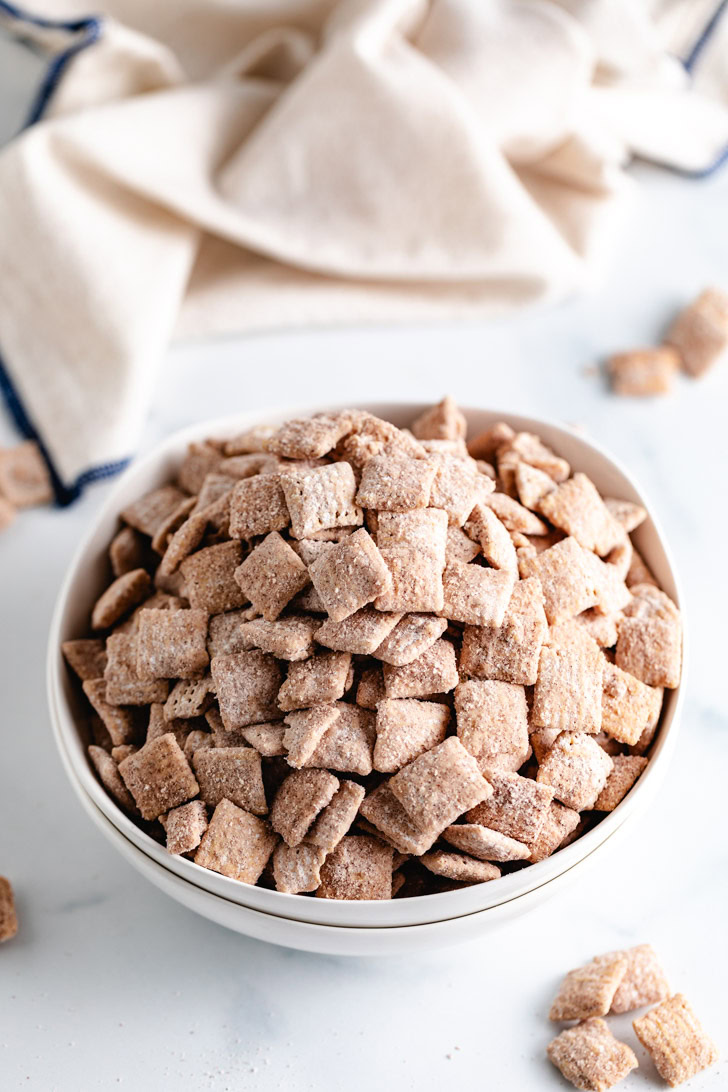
[593,944,670,1013]
[91,569,153,631]
[359,784,439,855]
[465,770,554,844]
[356,454,436,513]
[240,722,287,757]
[0,441,52,507]
[118,733,199,820]
[317,836,393,900]
[442,824,530,862]
[62,638,107,681]
[465,504,518,574]
[315,607,402,655]
[616,584,682,688]
[273,842,327,894]
[537,732,613,811]
[428,456,483,525]
[164,675,214,720]
[309,529,391,621]
[211,651,282,729]
[633,994,719,1087]
[539,474,624,557]
[514,462,556,510]
[608,347,679,396]
[283,705,340,768]
[228,474,290,538]
[375,546,444,613]
[528,801,581,862]
[601,662,662,745]
[454,679,529,772]
[121,484,188,538]
[281,462,362,538]
[165,800,208,855]
[666,286,728,376]
[460,576,547,685]
[277,652,351,712]
[532,635,604,735]
[192,747,267,814]
[180,541,248,615]
[389,737,491,835]
[374,698,450,773]
[238,615,319,662]
[82,679,142,747]
[547,1018,638,1092]
[266,413,352,459]
[441,563,515,627]
[194,799,278,883]
[592,755,648,812]
[382,638,458,699]
[271,768,340,846]
[0,876,18,942]
[136,608,209,680]
[484,493,548,535]
[356,666,386,709]
[87,745,139,813]
[550,955,629,1021]
[233,533,309,622]
[376,508,449,566]
[305,703,376,775]
[411,396,467,441]
[305,780,366,853]
[523,537,601,624]
[420,851,500,883]
[373,613,448,666]
[104,633,169,705]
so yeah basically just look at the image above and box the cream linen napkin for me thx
[0,0,726,498]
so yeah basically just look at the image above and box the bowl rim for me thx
[47,401,686,929]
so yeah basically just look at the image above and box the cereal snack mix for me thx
[0,876,18,942]
[633,994,718,1086]
[547,1018,638,1091]
[67,401,680,899]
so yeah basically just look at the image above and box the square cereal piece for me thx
[484,493,548,535]
[466,503,518,574]
[375,546,444,613]
[136,608,209,680]
[592,755,648,812]
[82,679,141,747]
[316,835,393,900]
[273,842,327,893]
[281,462,362,539]
[239,615,320,661]
[389,736,491,835]
[356,666,386,709]
[523,537,600,624]
[355,454,436,512]
[420,850,500,883]
[234,532,309,621]
[428,456,481,525]
[550,956,629,1021]
[315,607,402,655]
[441,563,515,627]
[164,675,214,720]
[539,474,623,557]
[460,576,547,685]
[91,569,153,631]
[514,462,556,510]
[177,442,222,494]
[446,525,481,566]
[373,613,447,666]
[337,411,418,467]
[62,638,107,681]
[194,798,277,884]
[454,680,529,772]
[0,440,52,507]
[208,609,258,658]
[608,347,679,396]
[228,473,290,539]
[104,633,169,706]
[377,508,449,566]
[633,994,719,1086]
[283,705,340,768]
[192,747,267,814]
[305,780,366,853]
[465,770,554,844]
[265,413,352,459]
[305,703,376,775]
[442,823,529,862]
[110,526,149,576]
[547,1018,638,1092]
[277,652,351,712]
[537,732,613,811]
[601,662,662,745]
[158,512,209,577]
[532,639,604,735]
[121,484,187,538]
[309,529,391,622]
[411,396,467,441]
[211,651,282,730]
[180,541,248,614]
[359,783,439,855]
[240,722,287,757]
[528,801,581,863]
[382,638,458,699]
[593,944,670,1014]
[374,698,449,773]
[616,585,682,689]
[165,799,208,855]
[666,286,728,376]
[270,768,340,846]
[88,744,138,814]
[0,876,18,942]
[152,494,198,554]
[467,421,515,461]
[118,733,199,820]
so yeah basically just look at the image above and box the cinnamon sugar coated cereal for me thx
[547,1018,638,1091]
[0,877,18,942]
[66,402,680,898]
[632,994,719,1086]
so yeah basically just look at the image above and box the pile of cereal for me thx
[62,399,682,900]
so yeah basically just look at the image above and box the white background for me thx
[2,160,728,1089]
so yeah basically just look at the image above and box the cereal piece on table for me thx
[110,526,148,577]
[234,533,309,621]
[87,744,138,813]
[539,474,624,557]
[121,485,187,538]
[192,747,267,814]
[239,615,320,661]
[228,473,290,539]
[601,662,662,745]
[608,348,679,396]
[240,722,287,757]
[270,768,340,846]
[0,495,17,530]
[164,675,214,720]
[550,956,629,1021]
[377,508,449,566]
[315,607,402,655]
[277,652,351,712]
[118,733,199,820]
[593,944,670,1013]
[532,637,604,735]
[374,698,450,773]
[211,651,282,729]
[454,679,529,772]
[308,529,391,621]
[305,780,366,852]
[420,851,500,883]
[104,633,169,705]
[466,770,554,843]
[180,541,248,614]
[136,608,209,680]
[382,638,458,698]
[428,456,482,525]
[484,493,548,535]
[356,666,386,709]
[283,705,340,767]
[359,783,439,855]
[177,442,222,494]
[194,799,278,883]
[375,546,444,613]
[317,836,393,900]
[577,609,621,649]
[604,498,647,533]
[281,462,362,539]
[537,732,613,811]
[633,994,719,1086]
[465,504,518,574]
[224,425,275,456]
[389,737,491,835]
[305,703,376,775]
[666,286,728,376]
[0,876,18,942]
[62,638,107,681]
[441,563,515,626]
[91,569,152,631]
[514,462,556,510]
[592,755,648,811]
[266,413,352,459]
[547,1018,638,1092]
[82,679,141,746]
[528,801,581,862]
[373,613,448,666]
[0,441,52,507]
[525,538,600,623]
[273,842,327,893]
[165,800,208,855]
[446,525,481,565]
[411,396,467,441]
[616,584,682,689]
[460,576,547,685]
[442,824,530,862]
[151,495,197,553]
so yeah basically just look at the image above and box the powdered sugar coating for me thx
[547,1017,637,1091]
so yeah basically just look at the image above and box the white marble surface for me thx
[2,162,728,1090]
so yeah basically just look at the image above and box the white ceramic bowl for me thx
[48,404,685,949]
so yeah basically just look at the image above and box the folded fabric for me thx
[0,0,726,500]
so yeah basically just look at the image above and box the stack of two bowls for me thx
[47,406,684,956]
